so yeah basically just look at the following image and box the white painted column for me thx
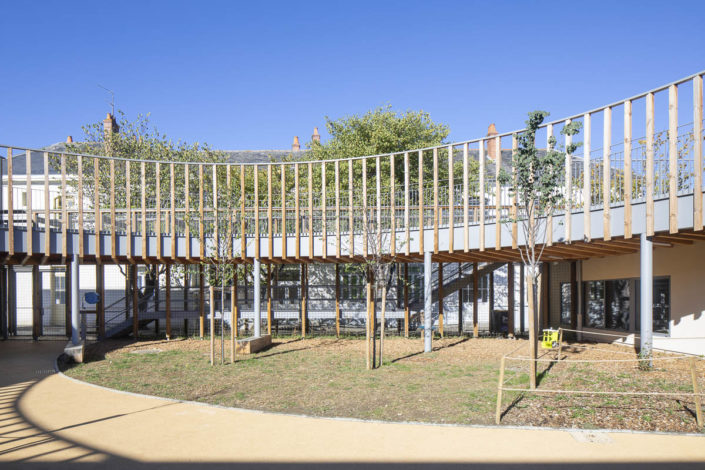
[254,258,261,337]
[424,250,432,353]
[71,254,80,345]
[640,233,653,365]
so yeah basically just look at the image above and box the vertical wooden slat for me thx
[375,156,381,255]
[268,164,273,260]
[281,164,287,260]
[668,84,678,234]
[7,148,13,257]
[321,161,327,259]
[232,272,238,339]
[254,165,260,259]
[26,150,33,257]
[93,157,100,260]
[511,135,518,249]
[213,165,218,260]
[78,155,84,258]
[335,263,340,337]
[141,162,147,259]
[646,92,655,236]
[362,158,368,257]
[624,102,633,239]
[61,153,67,259]
[448,145,454,253]
[479,140,486,251]
[109,159,115,258]
[494,136,501,250]
[583,113,592,241]
[198,164,204,260]
[125,161,131,259]
[564,119,572,244]
[308,162,313,258]
[170,163,175,259]
[418,150,424,255]
[473,261,479,338]
[348,160,354,257]
[403,263,409,338]
[294,163,300,259]
[267,264,272,335]
[433,148,439,254]
[694,75,703,231]
[603,106,612,241]
[240,165,246,260]
[226,165,232,259]
[404,152,410,256]
[463,143,469,252]
[156,162,162,259]
[184,164,190,261]
[335,160,340,258]
[165,263,171,339]
[390,154,396,256]
[546,125,553,246]
[43,152,50,258]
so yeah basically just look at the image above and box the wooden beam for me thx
[109,159,116,259]
[170,164,175,260]
[362,158,368,258]
[564,120,572,244]
[624,102,632,239]
[473,262,479,338]
[198,164,204,260]
[495,136,501,250]
[463,143,469,252]
[267,264,272,336]
[7,148,13,257]
[240,165,246,260]
[335,263,340,337]
[603,106,611,241]
[254,165,260,259]
[694,75,703,232]
[78,155,84,258]
[213,165,219,262]
[511,136,518,249]
[433,148,439,254]
[268,164,273,260]
[479,140,486,251]
[418,150,424,255]
[232,270,238,339]
[166,263,171,339]
[375,156,381,256]
[646,92,655,236]
[448,145,454,253]
[43,152,50,259]
[390,154,396,256]
[281,164,287,260]
[349,159,354,257]
[583,113,592,241]
[321,161,327,259]
[669,84,679,234]
[61,153,67,260]
[308,162,314,259]
[404,152,410,256]
[26,149,33,258]
[335,160,341,258]
[184,164,190,261]
[546,125,553,246]
[295,163,300,259]
[156,162,162,260]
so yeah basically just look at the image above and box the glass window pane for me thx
[585,281,605,328]
[606,279,630,331]
[560,283,571,325]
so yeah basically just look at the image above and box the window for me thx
[560,283,571,326]
[635,277,670,334]
[55,273,66,304]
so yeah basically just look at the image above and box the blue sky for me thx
[1,0,703,151]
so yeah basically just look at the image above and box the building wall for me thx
[580,240,705,354]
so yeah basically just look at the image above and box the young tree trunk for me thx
[526,271,537,389]
[379,284,387,367]
[366,269,372,370]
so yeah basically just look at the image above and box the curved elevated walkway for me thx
[1,341,704,468]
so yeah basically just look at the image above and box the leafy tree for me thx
[500,111,582,389]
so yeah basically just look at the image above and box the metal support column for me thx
[424,250,432,353]
[254,258,261,337]
[71,254,80,345]
[640,233,653,365]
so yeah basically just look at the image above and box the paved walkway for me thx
[1,341,704,469]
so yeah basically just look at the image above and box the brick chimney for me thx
[486,123,499,160]
[292,136,300,152]
[103,113,119,136]
[311,127,320,143]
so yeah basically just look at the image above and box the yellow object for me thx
[541,329,559,349]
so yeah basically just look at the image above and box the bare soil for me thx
[61,336,704,433]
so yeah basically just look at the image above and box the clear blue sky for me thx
[1,0,704,151]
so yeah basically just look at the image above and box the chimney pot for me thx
[292,136,300,152]
[66,136,73,143]
[312,127,320,143]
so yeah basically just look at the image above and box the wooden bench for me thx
[235,334,272,355]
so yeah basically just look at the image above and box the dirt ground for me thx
[61,336,704,433]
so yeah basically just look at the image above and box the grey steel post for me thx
[640,233,653,365]
[254,258,261,337]
[424,250,432,353]
[71,254,80,345]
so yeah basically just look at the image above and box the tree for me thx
[500,111,581,389]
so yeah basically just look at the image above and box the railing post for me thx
[668,84,678,234]
[603,107,612,241]
[564,119,572,244]
[623,102,632,239]
[694,75,703,232]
